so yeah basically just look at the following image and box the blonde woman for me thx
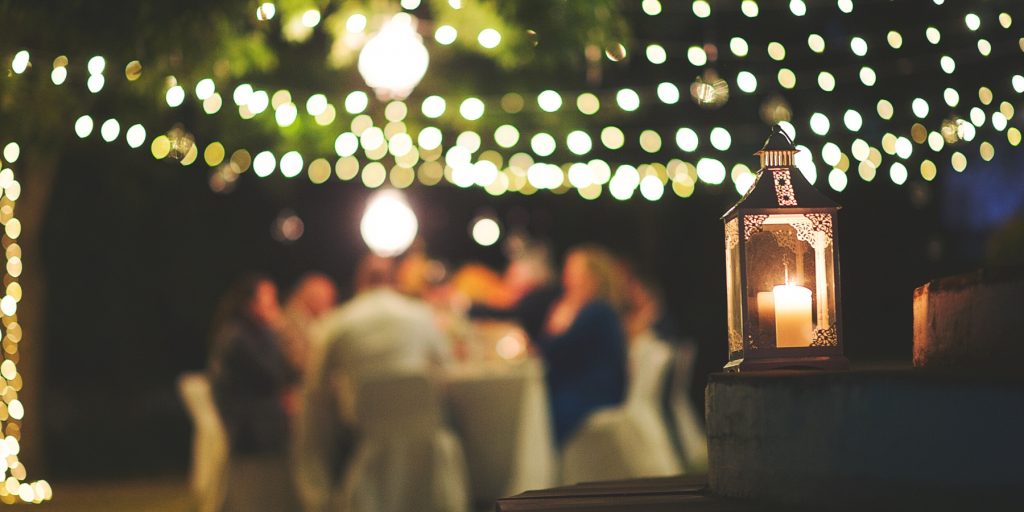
[535,245,628,446]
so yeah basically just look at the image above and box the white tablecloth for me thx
[444,359,555,504]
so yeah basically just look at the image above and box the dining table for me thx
[444,349,557,505]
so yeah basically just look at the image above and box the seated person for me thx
[534,245,628,446]
[294,255,451,511]
[208,274,300,511]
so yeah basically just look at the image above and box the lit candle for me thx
[757,291,775,336]
[773,284,813,347]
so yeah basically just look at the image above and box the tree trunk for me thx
[14,151,58,475]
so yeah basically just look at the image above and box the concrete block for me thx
[706,370,1024,508]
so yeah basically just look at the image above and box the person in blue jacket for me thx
[535,245,628,447]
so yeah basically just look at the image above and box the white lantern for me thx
[360,189,418,257]
[358,13,429,100]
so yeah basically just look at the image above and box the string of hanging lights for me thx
[0,143,52,505]
[2,0,1021,203]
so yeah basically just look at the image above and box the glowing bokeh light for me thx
[361,189,418,257]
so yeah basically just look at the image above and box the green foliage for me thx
[0,0,630,164]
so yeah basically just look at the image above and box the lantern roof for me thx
[722,125,839,219]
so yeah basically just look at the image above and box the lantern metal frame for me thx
[722,125,848,372]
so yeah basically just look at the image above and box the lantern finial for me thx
[755,124,799,168]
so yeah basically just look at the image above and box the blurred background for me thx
[0,0,1022,496]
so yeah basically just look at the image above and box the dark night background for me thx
[36,132,1023,478]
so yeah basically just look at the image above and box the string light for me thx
[256,2,276,21]
[736,71,757,93]
[279,151,303,177]
[850,37,867,56]
[530,133,556,157]
[566,131,592,155]
[843,110,863,131]
[11,0,1019,203]
[471,216,501,246]
[890,162,908,185]
[940,55,955,74]
[912,98,930,118]
[434,25,457,45]
[301,9,321,28]
[459,97,485,120]
[730,37,749,57]
[0,149,53,504]
[808,34,825,53]
[692,1,711,19]
[601,126,625,150]
[887,31,903,49]
[347,14,368,33]
[656,83,680,104]
[125,124,146,148]
[74,115,94,138]
[576,93,600,114]
[615,89,640,111]
[253,151,276,177]
[275,102,298,127]
[687,46,707,66]
[741,0,758,18]
[345,91,369,114]
[99,119,120,142]
[965,13,981,31]
[676,128,699,152]
[11,51,30,74]
[50,64,67,85]
[86,75,104,93]
[810,113,830,136]
[859,66,876,86]
[645,44,667,65]
[478,28,501,49]
[818,72,836,92]
[642,0,662,16]
[493,125,518,148]
[165,85,185,107]
[709,127,731,151]
[537,90,562,112]
[789,0,807,17]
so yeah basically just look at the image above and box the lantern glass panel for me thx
[724,218,743,355]
[743,212,838,349]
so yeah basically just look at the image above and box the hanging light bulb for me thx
[360,189,419,257]
[358,13,430,100]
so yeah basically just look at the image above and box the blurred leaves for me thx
[0,0,630,165]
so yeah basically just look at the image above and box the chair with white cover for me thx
[668,340,708,472]
[560,333,683,483]
[177,372,230,512]
[333,369,469,512]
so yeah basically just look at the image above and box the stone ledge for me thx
[913,268,1024,371]
[707,369,1024,508]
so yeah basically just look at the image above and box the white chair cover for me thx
[560,334,683,483]
[668,341,708,472]
[332,370,469,512]
[177,372,229,512]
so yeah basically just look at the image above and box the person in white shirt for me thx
[293,255,452,512]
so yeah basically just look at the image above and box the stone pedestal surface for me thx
[913,268,1024,371]
[707,370,1024,508]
